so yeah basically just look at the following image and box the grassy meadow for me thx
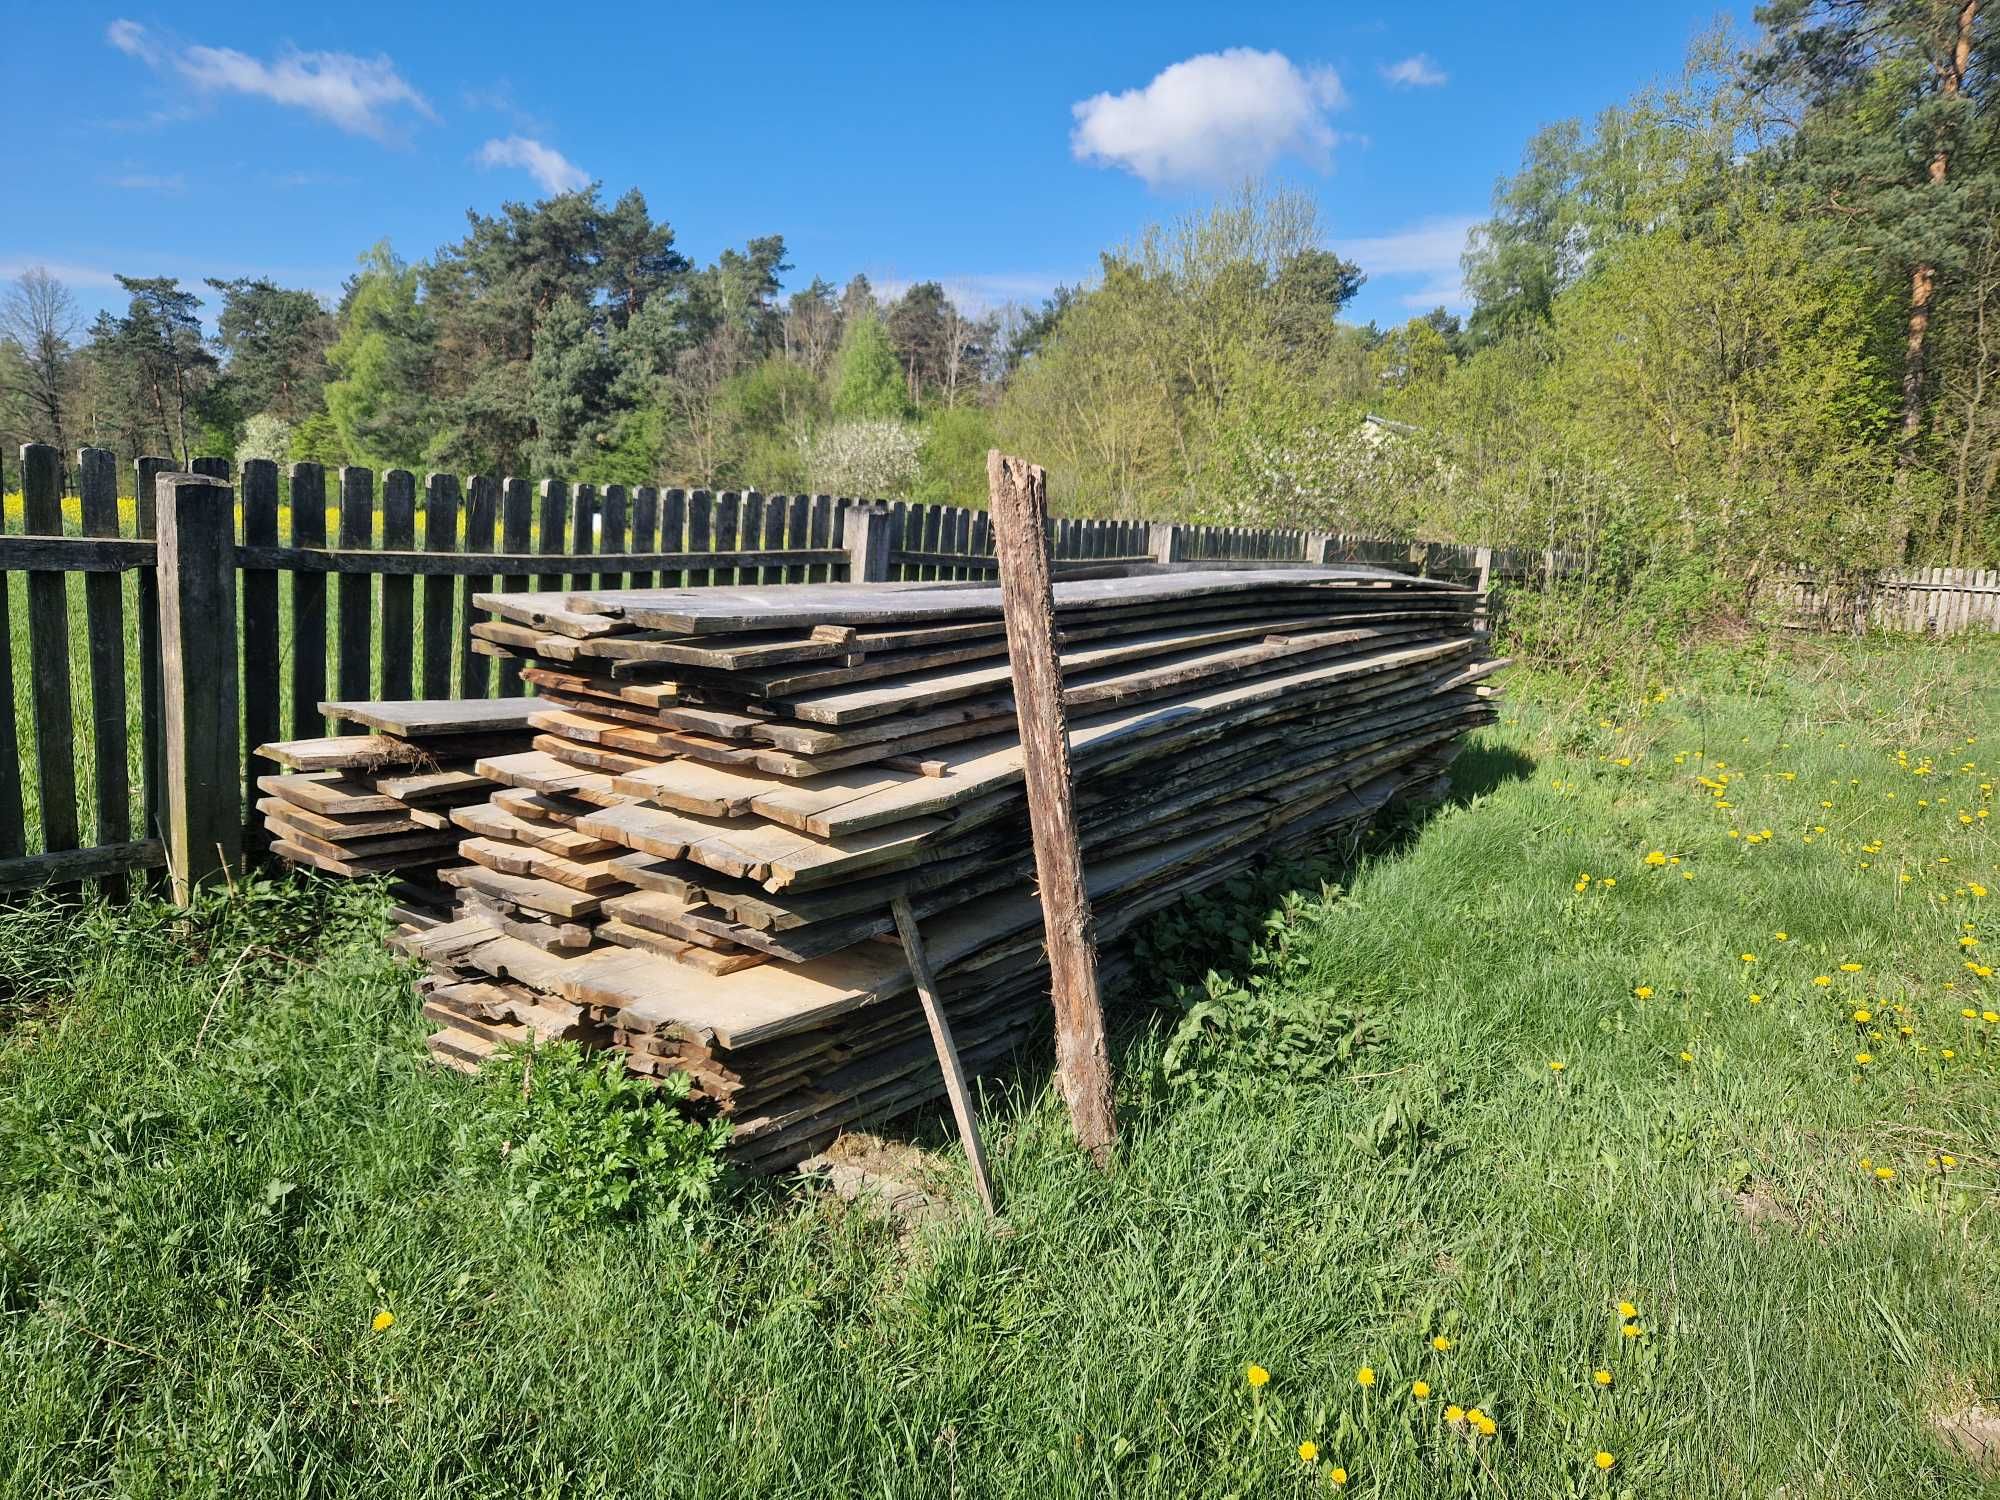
[0,631,1996,1497]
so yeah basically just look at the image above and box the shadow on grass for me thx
[830,731,1540,1189]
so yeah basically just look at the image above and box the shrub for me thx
[803,417,922,497]
[235,412,293,470]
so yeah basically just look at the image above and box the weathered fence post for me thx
[846,504,893,582]
[156,472,241,904]
[987,450,1118,1166]
[1148,521,1183,566]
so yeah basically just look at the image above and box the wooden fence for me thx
[1764,563,2000,636]
[4,442,1983,902]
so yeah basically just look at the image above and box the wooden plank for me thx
[599,483,628,591]
[21,445,79,859]
[629,485,658,591]
[422,473,459,698]
[497,478,532,695]
[808,495,833,584]
[988,450,1115,1163]
[288,462,328,738]
[569,482,597,592]
[320,697,541,736]
[786,495,811,584]
[336,467,374,701]
[0,838,167,894]
[157,473,242,901]
[459,474,498,698]
[741,491,765,587]
[380,469,417,699]
[892,894,998,1217]
[77,448,133,889]
[0,535,156,570]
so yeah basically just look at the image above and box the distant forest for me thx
[3,5,1995,576]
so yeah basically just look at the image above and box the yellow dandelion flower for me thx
[1645,850,1667,866]
[1942,1154,1958,1168]
[1749,993,1763,1005]
[1774,930,1789,940]
[1741,953,1757,963]
[1840,962,1863,973]
[1299,1440,1319,1463]
[1617,1300,1637,1318]
[1679,1050,1694,1063]
[1985,1010,2000,1024]
[1329,1467,1349,1487]
[1476,1416,1497,1437]
[1852,1009,1872,1024]
[1432,1335,1453,1351]
[1246,1364,1270,1388]
[1466,1407,1486,1425]
[1874,1166,1896,1181]
[1549,1060,1567,1072]
[1942,1048,1957,1060]
[1444,1405,1466,1424]
[1633,985,1654,999]
[1813,976,1833,987]
[371,1309,395,1333]
[1356,1366,1376,1387]
[1593,1369,1613,1387]
[1595,1451,1617,1471]
[1621,1322,1644,1339]
[1855,1052,1873,1066]
[1412,1380,1431,1399]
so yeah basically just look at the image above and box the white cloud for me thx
[1332,215,1479,309]
[1071,49,1349,187]
[1380,54,1448,89]
[105,172,186,193]
[0,259,125,291]
[873,272,1077,315]
[475,136,590,195]
[105,20,434,142]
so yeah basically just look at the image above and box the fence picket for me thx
[422,472,459,697]
[537,480,568,598]
[239,458,281,846]
[787,495,810,583]
[714,491,741,586]
[685,489,712,587]
[288,462,327,737]
[336,467,374,700]
[460,474,497,698]
[380,470,416,698]
[22,445,78,860]
[497,478,533,695]
[630,485,659,591]
[568,482,597,592]
[807,495,833,583]
[77,448,132,894]
[598,483,628,590]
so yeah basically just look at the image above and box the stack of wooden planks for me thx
[256,698,541,927]
[394,568,1503,1167]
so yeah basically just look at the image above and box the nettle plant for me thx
[456,1042,731,1228]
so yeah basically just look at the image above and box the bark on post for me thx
[986,450,1117,1164]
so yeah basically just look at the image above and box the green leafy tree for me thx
[324,243,436,471]
[1751,0,1997,455]
[830,315,910,420]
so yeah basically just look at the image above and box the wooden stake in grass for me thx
[986,450,1117,1165]
[891,895,998,1217]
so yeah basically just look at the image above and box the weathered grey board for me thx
[319,698,543,737]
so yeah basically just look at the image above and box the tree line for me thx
[2,1,1993,577]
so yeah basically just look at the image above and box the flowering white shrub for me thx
[803,418,922,498]
[235,413,294,470]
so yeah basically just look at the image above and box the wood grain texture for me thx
[497,478,532,695]
[987,449,1116,1163]
[157,474,242,902]
[77,449,132,888]
[892,894,999,1216]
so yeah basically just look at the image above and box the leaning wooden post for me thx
[156,472,241,903]
[845,503,893,582]
[891,896,999,1216]
[986,451,1117,1164]
[1147,521,1182,566]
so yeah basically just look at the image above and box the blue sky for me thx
[3,2,1735,331]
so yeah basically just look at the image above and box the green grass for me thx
[1,635,1996,1497]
